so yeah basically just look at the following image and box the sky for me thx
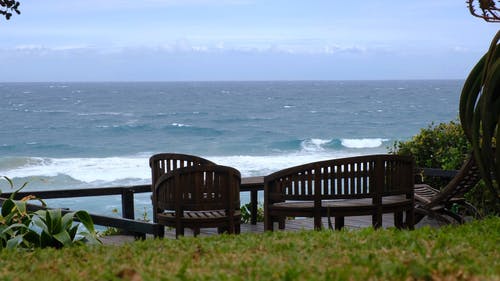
[0,0,498,82]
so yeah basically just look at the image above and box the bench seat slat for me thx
[159,210,242,221]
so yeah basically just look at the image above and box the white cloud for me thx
[5,41,389,57]
[452,46,469,53]
[323,45,367,55]
[14,45,45,51]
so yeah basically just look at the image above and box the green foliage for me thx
[30,209,101,248]
[390,119,471,170]
[459,30,499,206]
[240,202,264,223]
[0,176,101,249]
[0,176,44,249]
[390,120,500,215]
[0,0,20,20]
[0,217,498,280]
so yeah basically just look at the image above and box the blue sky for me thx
[1,0,498,81]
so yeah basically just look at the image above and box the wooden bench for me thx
[150,153,216,223]
[154,165,241,238]
[264,154,414,231]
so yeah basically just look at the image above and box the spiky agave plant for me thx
[459,30,500,206]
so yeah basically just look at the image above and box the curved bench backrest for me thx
[150,153,216,222]
[150,153,216,189]
[264,154,414,202]
[155,165,241,212]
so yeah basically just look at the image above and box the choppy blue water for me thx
[0,80,462,217]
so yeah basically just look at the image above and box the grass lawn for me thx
[1,217,499,281]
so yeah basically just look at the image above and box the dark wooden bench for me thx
[264,154,414,231]
[150,153,216,223]
[154,165,241,238]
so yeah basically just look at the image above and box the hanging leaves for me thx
[467,0,500,22]
[0,0,20,21]
[459,30,500,204]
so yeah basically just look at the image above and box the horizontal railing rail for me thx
[2,184,151,199]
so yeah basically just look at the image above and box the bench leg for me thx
[193,227,200,236]
[175,226,185,238]
[217,226,226,234]
[264,215,274,231]
[406,209,415,230]
[153,225,165,238]
[314,214,322,230]
[394,212,403,229]
[335,217,344,230]
[278,217,286,230]
[372,213,382,229]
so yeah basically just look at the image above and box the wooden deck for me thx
[100,214,442,245]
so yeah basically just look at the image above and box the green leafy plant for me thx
[30,209,101,248]
[390,119,471,170]
[0,177,45,249]
[240,202,264,223]
[0,176,101,249]
[391,120,499,215]
[390,120,471,209]
[459,30,499,207]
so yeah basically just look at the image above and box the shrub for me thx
[30,209,101,248]
[390,119,470,170]
[390,120,499,216]
[0,176,101,249]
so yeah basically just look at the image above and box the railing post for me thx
[121,188,135,220]
[121,188,145,238]
[251,190,258,225]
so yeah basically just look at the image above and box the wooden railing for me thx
[0,184,164,238]
[0,177,265,238]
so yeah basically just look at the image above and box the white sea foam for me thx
[1,140,389,185]
[0,156,150,184]
[300,138,331,152]
[341,138,388,148]
[206,151,362,177]
[0,151,366,185]
[171,123,190,127]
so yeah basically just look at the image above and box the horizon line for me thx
[0,78,465,83]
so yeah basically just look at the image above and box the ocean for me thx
[0,80,462,218]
